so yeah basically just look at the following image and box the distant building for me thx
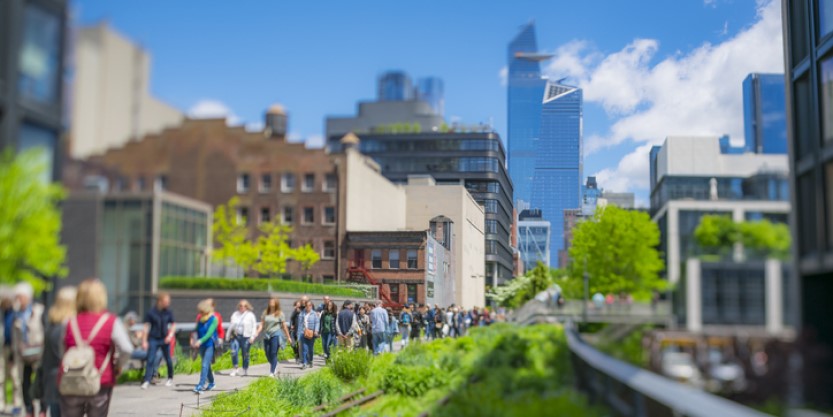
[377,70,414,101]
[582,177,602,215]
[70,23,183,158]
[64,106,339,282]
[601,192,635,209]
[743,73,787,154]
[517,205,551,272]
[558,209,582,268]
[61,190,211,315]
[0,0,68,183]
[415,77,445,116]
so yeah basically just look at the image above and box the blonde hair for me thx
[198,299,214,315]
[238,299,253,311]
[76,279,108,313]
[48,286,77,324]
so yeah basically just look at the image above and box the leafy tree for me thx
[487,263,554,308]
[694,214,791,260]
[293,244,320,281]
[0,150,66,292]
[565,206,666,301]
[212,197,257,274]
[253,221,294,277]
[693,215,737,252]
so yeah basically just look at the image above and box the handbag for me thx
[303,314,315,340]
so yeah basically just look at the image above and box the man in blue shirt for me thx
[368,301,388,355]
[141,293,176,390]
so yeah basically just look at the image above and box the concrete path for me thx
[108,357,325,417]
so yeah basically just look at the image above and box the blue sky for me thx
[73,0,783,206]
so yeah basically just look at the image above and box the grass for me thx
[159,277,368,298]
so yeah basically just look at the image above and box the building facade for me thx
[743,73,787,154]
[61,190,211,315]
[64,108,339,282]
[377,70,414,102]
[0,0,67,182]
[415,77,445,116]
[329,131,513,287]
[782,0,833,405]
[517,207,551,272]
[70,23,183,158]
[601,191,635,209]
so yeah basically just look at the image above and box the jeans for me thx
[372,332,387,355]
[60,387,112,417]
[21,363,33,413]
[230,336,251,370]
[321,333,336,358]
[197,344,214,389]
[263,336,281,374]
[301,337,316,366]
[143,338,173,383]
[401,325,411,346]
[48,402,61,417]
[426,322,435,339]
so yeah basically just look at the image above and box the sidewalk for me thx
[108,356,325,417]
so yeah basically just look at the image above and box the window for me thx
[821,0,833,39]
[483,200,498,214]
[406,284,417,304]
[237,173,250,193]
[388,284,400,302]
[303,207,314,224]
[136,177,146,191]
[17,123,56,184]
[155,175,167,191]
[389,250,400,269]
[302,173,315,192]
[281,173,295,192]
[115,177,127,191]
[18,4,61,104]
[485,220,498,234]
[237,207,249,225]
[282,206,294,224]
[324,173,337,191]
[486,240,497,255]
[407,250,418,269]
[260,207,271,224]
[827,163,833,250]
[371,250,382,269]
[323,241,335,259]
[260,174,272,193]
[323,207,336,225]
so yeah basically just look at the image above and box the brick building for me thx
[63,106,339,282]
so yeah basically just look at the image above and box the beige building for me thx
[70,23,183,158]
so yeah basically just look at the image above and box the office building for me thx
[0,0,67,183]
[582,176,602,215]
[377,70,413,101]
[601,192,635,209]
[743,73,787,154]
[517,206,551,272]
[70,23,183,158]
[328,131,513,287]
[783,0,833,405]
[508,23,583,267]
[64,106,339,282]
[61,190,211,315]
[416,77,445,116]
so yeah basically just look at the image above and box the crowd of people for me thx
[0,278,504,417]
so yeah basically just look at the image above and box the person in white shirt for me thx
[226,300,256,376]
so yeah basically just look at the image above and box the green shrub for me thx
[330,348,372,382]
[159,276,366,298]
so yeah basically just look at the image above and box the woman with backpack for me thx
[253,298,291,378]
[226,300,256,377]
[399,307,412,347]
[60,278,133,417]
[192,300,219,393]
[39,286,76,417]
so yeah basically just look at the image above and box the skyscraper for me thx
[507,23,582,267]
[377,70,413,101]
[416,77,445,116]
[743,73,787,154]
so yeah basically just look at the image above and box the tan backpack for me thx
[59,314,111,396]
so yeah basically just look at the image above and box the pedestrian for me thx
[207,299,225,350]
[192,299,219,393]
[0,286,17,413]
[254,298,291,378]
[399,306,412,347]
[227,300,256,377]
[335,301,358,351]
[369,302,388,355]
[424,306,435,340]
[300,301,320,370]
[140,293,175,390]
[386,308,398,352]
[38,286,76,417]
[319,301,337,360]
[410,305,424,343]
[59,278,133,416]
[434,308,445,339]
[356,307,370,350]
[289,300,302,363]
[11,282,45,417]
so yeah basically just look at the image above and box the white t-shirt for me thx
[229,310,256,338]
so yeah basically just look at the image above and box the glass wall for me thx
[99,200,152,315]
[159,202,209,278]
[17,3,61,105]
[18,122,56,184]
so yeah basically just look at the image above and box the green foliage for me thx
[596,325,652,368]
[253,222,294,277]
[329,348,372,382]
[159,276,365,297]
[487,263,555,308]
[694,215,792,260]
[212,197,257,272]
[293,244,321,280]
[565,206,666,301]
[0,150,66,293]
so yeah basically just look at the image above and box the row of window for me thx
[388,283,419,305]
[237,205,336,226]
[237,172,336,194]
[369,249,419,270]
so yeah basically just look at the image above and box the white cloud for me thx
[287,132,326,149]
[704,0,718,7]
[545,0,784,194]
[499,66,508,87]
[188,99,241,125]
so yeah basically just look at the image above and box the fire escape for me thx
[346,257,402,310]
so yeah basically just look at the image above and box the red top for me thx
[196,312,224,339]
[63,312,117,387]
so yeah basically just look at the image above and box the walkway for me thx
[108,357,325,417]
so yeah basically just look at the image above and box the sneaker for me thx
[229,368,238,377]
[205,383,215,391]
[300,364,306,370]
[242,369,248,377]
[165,379,173,387]
[140,381,150,390]
[192,386,202,394]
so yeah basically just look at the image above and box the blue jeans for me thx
[372,332,387,355]
[143,338,173,383]
[230,336,251,369]
[263,335,281,374]
[197,344,215,389]
[426,322,435,339]
[321,332,336,358]
[301,336,316,366]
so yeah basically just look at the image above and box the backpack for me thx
[401,312,411,324]
[59,314,111,397]
[17,304,45,364]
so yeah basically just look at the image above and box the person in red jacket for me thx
[61,279,133,417]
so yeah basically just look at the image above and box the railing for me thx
[512,298,675,326]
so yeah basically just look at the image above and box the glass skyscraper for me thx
[377,70,414,101]
[416,77,445,116]
[507,23,582,267]
[743,73,787,154]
